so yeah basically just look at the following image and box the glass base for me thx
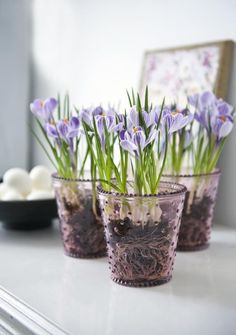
[64,249,107,259]
[53,176,107,261]
[98,181,186,287]
[111,276,172,287]
[177,243,209,252]
[163,170,220,254]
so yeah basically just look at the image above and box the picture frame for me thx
[139,40,234,104]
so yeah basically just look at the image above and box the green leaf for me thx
[74,106,80,116]
[131,89,136,105]
[79,144,90,178]
[57,93,61,120]
[98,179,122,192]
[207,138,226,172]
[126,90,132,107]
[136,93,142,113]
[136,93,148,135]
[36,119,58,158]
[156,97,165,131]
[29,123,57,169]
[155,125,168,192]
[144,86,149,112]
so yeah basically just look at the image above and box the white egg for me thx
[0,183,10,200]
[2,189,24,201]
[27,190,54,200]
[3,168,32,196]
[29,165,52,191]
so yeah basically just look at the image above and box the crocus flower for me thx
[217,99,234,117]
[212,99,234,139]
[120,126,157,156]
[183,130,193,149]
[120,129,138,155]
[45,122,58,138]
[81,108,93,127]
[212,117,233,139]
[58,116,81,139]
[163,107,193,134]
[188,92,217,131]
[30,98,57,121]
[127,106,156,130]
[80,105,124,150]
[45,116,81,149]
[95,107,123,132]
[152,106,162,125]
[127,107,139,130]
[188,91,215,110]
[188,92,234,139]
[93,107,124,151]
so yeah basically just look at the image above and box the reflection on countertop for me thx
[0,222,235,335]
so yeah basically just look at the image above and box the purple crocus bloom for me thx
[187,94,199,107]
[45,122,58,138]
[194,110,209,130]
[128,107,139,129]
[92,106,115,124]
[120,129,138,155]
[188,91,215,110]
[117,113,125,123]
[58,116,81,139]
[93,106,104,116]
[30,97,57,121]
[120,126,157,156]
[213,99,234,139]
[127,106,156,130]
[81,108,93,127]
[188,92,234,138]
[199,91,216,109]
[188,92,216,130]
[183,130,193,149]
[217,99,234,119]
[96,113,123,133]
[212,114,234,139]
[143,110,156,128]
[152,106,161,125]
[163,108,193,134]
[45,116,81,146]
[93,107,124,151]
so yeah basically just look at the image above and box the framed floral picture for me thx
[140,40,234,105]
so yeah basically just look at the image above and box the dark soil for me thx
[106,217,178,286]
[57,194,106,258]
[177,191,214,251]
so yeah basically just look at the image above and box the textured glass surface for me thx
[163,170,221,251]
[52,175,106,258]
[98,182,186,287]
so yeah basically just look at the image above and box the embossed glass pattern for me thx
[163,170,221,251]
[98,182,186,287]
[52,174,106,258]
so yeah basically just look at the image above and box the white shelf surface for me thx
[0,223,235,335]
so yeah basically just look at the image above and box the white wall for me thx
[0,0,31,176]
[31,0,236,226]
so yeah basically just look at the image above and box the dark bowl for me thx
[0,198,58,230]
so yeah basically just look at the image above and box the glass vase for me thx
[163,170,221,251]
[52,174,107,258]
[98,182,186,287]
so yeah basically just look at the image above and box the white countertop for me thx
[0,222,235,335]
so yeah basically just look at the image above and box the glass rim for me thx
[51,173,98,183]
[163,168,221,178]
[97,181,187,199]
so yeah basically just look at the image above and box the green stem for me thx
[155,126,168,192]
